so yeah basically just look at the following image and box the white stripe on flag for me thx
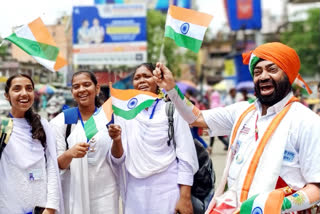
[251,192,269,213]
[33,56,56,72]
[166,13,207,41]
[112,94,155,112]
[15,25,36,42]
[93,107,110,130]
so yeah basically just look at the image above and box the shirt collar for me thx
[254,91,294,116]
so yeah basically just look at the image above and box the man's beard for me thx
[254,75,292,106]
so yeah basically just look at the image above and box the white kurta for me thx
[112,99,199,214]
[50,112,119,214]
[202,92,320,199]
[0,117,62,214]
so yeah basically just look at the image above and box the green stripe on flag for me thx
[240,194,259,214]
[112,99,155,120]
[249,56,260,76]
[5,33,59,61]
[175,85,185,100]
[165,26,203,53]
[84,116,98,141]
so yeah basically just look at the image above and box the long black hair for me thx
[71,71,102,107]
[5,74,46,148]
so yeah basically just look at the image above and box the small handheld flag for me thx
[164,5,213,53]
[4,18,67,72]
[110,84,158,120]
[240,190,285,214]
[83,98,113,141]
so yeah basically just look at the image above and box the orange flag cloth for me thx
[242,42,312,94]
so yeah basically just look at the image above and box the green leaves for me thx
[280,8,320,76]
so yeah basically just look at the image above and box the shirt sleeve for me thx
[202,102,249,137]
[110,150,126,165]
[174,109,199,175]
[177,159,194,186]
[45,155,60,210]
[49,113,68,157]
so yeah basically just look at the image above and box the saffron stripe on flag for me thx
[166,13,207,40]
[165,26,202,53]
[6,33,59,60]
[110,87,158,101]
[102,98,113,122]
[28,18,56,46]
[112,99,155,120]
[168,5,213,27]
[54,53,68,71]
[112,94,157,112]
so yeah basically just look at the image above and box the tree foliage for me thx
[0,43,8,58]
[146,9,197,77]
[280,8,320,76]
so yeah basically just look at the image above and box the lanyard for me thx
[149,99,160,119]
[8,113,13,118]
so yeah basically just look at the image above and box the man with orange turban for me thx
[152,42,320,213]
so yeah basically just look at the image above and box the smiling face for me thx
[253,60,291,106]
[71,73,100,108]
[5,76,34,118]
[133,65,158,94]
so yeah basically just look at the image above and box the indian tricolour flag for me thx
[165,5,213,53]
[293,74,312,95]
[4,17,67,72]
[84,98,113,141]
[110,85,158,120]
[240,190,285,214]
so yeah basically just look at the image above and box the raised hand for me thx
[108,124,122,142]
[152,62,176,91]
[108,124,124,158]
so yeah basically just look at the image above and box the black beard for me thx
[254,75,292,106]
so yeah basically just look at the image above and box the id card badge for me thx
[28,168,43,181]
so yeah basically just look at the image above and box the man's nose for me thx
[259,70,270,80]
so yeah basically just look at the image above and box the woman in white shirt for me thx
[50,71,119,214]
[0,74,63,214]
[109,63,199,214]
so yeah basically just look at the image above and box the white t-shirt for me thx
[202,92,320,191]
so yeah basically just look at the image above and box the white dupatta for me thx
[66,122,91,214]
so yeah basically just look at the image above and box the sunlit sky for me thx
[0,0,320,38]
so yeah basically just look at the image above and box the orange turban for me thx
[242,42,312,94]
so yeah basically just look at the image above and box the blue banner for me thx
[72,4,147,65]
[72,5,146,44]
[234,54,252,84]
[225,0,262,31]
